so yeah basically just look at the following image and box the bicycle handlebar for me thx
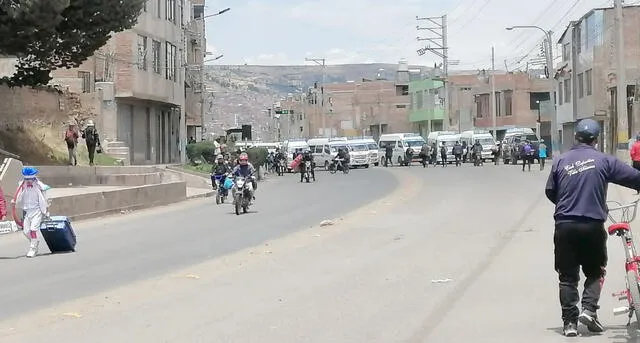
[607,197,640,223]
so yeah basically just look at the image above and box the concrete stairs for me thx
[104,141,130,166]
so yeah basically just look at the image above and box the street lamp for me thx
[506,25,559,156]
[536,100,541,140]
[204,54,224,63]
[203,7,230,19]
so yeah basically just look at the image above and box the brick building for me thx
[555,5,640,152]
[51,0,192,164]
[446,72,551,139]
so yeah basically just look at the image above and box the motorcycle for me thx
[328,158,349,174]
[232,175,254,215]
[214,173,232,205]
[303,163,315,183]
[277,159,286,176]
[473,152,483,166]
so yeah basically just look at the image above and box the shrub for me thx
[246,147,268,167]
[186,141,217,164]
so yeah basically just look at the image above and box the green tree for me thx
[0,0,145,87]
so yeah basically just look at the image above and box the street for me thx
[0,164,638,342]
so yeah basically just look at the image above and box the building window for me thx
[558,82,563,105]
[585,69,593,95]
[143,0,147,11]
[137,35,148,70]
[562,43,570,61]
[152,40,161,74]
[157,0,161,18]
[409,93,413,110]
[476,93,489,118]
[578,72,584,98]
[576,27,582,54]
[78,71,91,93]
[165,42,176,81]
[564,77,571,103]
[166,0,175,23]
[495,92,501,117]
[504,90,513,116]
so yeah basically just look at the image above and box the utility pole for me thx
[305,58,327,137]
[614,0,627,152]
[490,46,497,138]
[417,15,448,132]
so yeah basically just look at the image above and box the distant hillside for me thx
[202,63,428,136]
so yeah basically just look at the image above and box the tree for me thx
[0,0,145,87]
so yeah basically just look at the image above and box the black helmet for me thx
[575,119,600,142]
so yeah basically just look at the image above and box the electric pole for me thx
[306,58,327,137]
[614,0,627,153]
[417,15,448,132]
[490,46,497,138]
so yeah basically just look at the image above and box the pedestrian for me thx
[64,122,79,166]
[521,140,534,172]
[630,135,640,172]
[82,120,101,166]
[545,119,640,337]
[538,139,548,171]
[439,143,447,167]
[384,144,393,167]
[13,167,50,258]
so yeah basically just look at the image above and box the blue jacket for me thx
[232,163,255,178]
[545,144,640,223]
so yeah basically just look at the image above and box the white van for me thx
[347,141,370,168]
[459,130,497,161]
[253,142,279,154]
[435,134,460,163]
[347,137,379,167]
[378,133,426,165]
[426,131,457,146]
[307,137,349,168]
[282,138,309,170]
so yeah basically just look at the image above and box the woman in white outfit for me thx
[13,167,50,258]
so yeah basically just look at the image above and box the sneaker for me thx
[26,240,39,258]
[563,322,578,337]
[579,310,604,333]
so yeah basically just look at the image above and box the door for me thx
[145,107,151,161]
[116,104,133,164]
[393,140,404,162]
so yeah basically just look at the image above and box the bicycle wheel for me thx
[628,270,640,326]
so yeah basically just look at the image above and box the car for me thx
[502,133,540,165]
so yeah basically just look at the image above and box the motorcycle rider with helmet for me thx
[299,149,316,182]
[231,152,257,200]
[211,154,231,190]
[472,140,483,165]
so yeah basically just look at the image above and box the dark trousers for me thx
[522,156,532,171]
[454,154,461,166]
[384,155,392,167]
[440,154,447,166]
[87,144,96,165]
[554,221,607,323]
[300,162,315,181]
[633,160,640,171]
[540,157,546,170]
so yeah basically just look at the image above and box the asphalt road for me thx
[3,162,640,342]
[0,167,396,322]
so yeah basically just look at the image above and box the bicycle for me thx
[607,197,640,327]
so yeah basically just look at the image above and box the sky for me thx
[203,0,618,69]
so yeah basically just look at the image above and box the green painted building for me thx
[408,78,446,137]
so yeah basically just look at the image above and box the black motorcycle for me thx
[328,158,349,174]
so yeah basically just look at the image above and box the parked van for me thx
[378,133,426,165]
[426,131,457,146]
[347,141,370,168]
[459,130,497,161]
[282,138,309,170]
[435,134,460,163]
[307,137,349,168]
[347,136,379,167]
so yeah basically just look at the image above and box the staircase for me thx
[103,141,130,165]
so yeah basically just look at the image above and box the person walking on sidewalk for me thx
[64,122,79,166]
[82,120,101,166]
[538,139,548,171]
[545,119,640,337]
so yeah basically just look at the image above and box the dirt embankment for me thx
[0,85,98,165]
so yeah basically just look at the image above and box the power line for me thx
[448,0,493,35]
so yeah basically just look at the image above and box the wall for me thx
[0,85,87,128]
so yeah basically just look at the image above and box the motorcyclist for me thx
[231,152,257,200]
[211,154,231,190]
[334,147,350,171]
[299,149,316,182]
[492,142,501,165]
[405,147,414,166]
[453,141,463,166]
[472,140,483,165]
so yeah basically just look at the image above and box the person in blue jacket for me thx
[231,153,257,199]
[545,119,640,336]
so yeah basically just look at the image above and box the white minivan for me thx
[347,137,379,167]
[459,130,497,161]
[307,137,349,169]
[347,141,370,168]
[435,134,461,163]
[282,138,309,171]
[378,133,426,165]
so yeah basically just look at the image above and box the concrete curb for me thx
[187,190,215,200]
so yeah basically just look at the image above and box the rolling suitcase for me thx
[40,216,76,253]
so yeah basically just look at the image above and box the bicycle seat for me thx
[608,223,630,236]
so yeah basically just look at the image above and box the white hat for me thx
[86,119,95,126]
